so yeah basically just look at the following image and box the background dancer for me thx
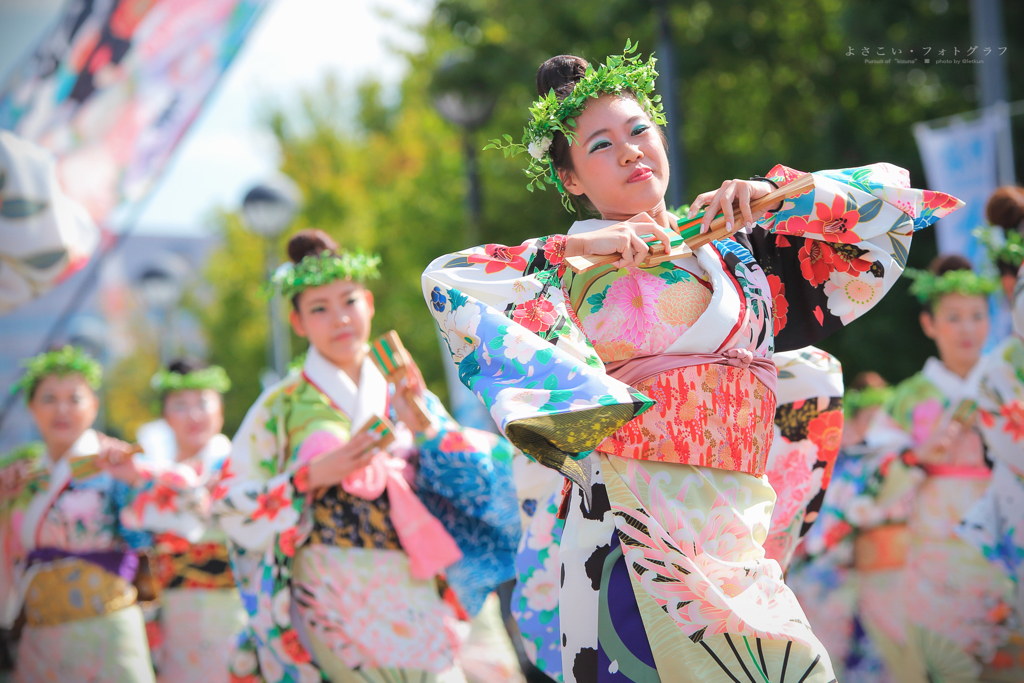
[214,229,521,683]
[889,255,1017,681]
[126,359,246,683]
[0,347,155,683]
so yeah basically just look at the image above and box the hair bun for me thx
[167,358,206,376]
[536,55,589,97]
[986,186,1024,232]
[287,228,338,264]
[929,253,973,276]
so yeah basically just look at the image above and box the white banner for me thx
[913,110,1008,261]
[914,107,1014,341]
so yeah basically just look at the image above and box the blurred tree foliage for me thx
[195,214,274,434]
[104,326,161,441]
[200,0,1023,434]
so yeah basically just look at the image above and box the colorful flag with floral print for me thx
[0,0,271,226]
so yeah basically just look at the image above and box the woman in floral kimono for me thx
[889,255,1019,681]
[959,195,1024,681]
[422,43,961,683]
[789,372,917,683]
[124,359,246,683]
[0,347,155,683]
[214,230,521,683]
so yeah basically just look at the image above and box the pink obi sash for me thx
[921,464,991,479]
[597,351,778,475]
[297,433,463,580]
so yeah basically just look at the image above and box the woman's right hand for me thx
[306,431,380,489]
[0,461,30,500]
[564,212,675,269]
[915,420,962,465]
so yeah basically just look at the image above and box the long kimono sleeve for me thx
[213,388,311,556]
[744,163,963,352]
[412,392,522,614]
[118,459,212,543]
[421,236,653,493]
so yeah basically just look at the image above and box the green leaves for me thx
[481,40,666,212]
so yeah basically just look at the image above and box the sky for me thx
[0,0,429,235]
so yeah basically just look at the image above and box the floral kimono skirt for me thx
[292,544,467,683]
[17,605,155,683]
[553,454,835,683]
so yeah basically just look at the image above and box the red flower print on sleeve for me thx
[922,190,961,213]
[767,274,788,336]
[279,628,312,664]
[765,164,810,187]
[512,298,558,333]
[251,483,290,521]
[151,484,179,512]
[292,465,310,495]
[1000,401,1024,441]
[778,196,861,244]
[467,244,530,274]
[543,235,567,266]
[807,409,844,489]
[799,241,835,286]
[829,243,874,276]
[277,527,299,558]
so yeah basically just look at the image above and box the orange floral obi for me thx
[596,364,776,475]
[854,524,909,571]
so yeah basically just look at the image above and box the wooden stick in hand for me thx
[564,173,815,274]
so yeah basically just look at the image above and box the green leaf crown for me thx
[266,250,381,300]
[843,386,893,420]
[151,366,232,396]
[905,267,999,304]
[0,442,45,470]
[974,225,1024,270]
[485,40,666,212]
[11,346,102,400]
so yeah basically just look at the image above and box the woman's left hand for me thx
[392,356,435,436]
[688,179,779,234]
[97,435,143,485]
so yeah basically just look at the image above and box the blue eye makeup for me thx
[631,123,650,135]
[588,139,611,153]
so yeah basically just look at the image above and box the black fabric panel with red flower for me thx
[738,229,884,353]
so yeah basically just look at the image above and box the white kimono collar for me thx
[43,428,100,470]
[303,346,389,430]
[921,356,984,404]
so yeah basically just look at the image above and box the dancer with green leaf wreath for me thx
[0,347,197,683]
[213,230,522,683]
[422,42,962,683]
[886,255,1020,682]
[958,187,1024,682]
[122,359,246,683]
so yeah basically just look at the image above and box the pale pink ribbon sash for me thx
[921,464,991,479]
[298,431,463,580]
[604,347,778,395]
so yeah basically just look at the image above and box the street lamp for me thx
[241,175,302,384]
[432,53,497,247]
